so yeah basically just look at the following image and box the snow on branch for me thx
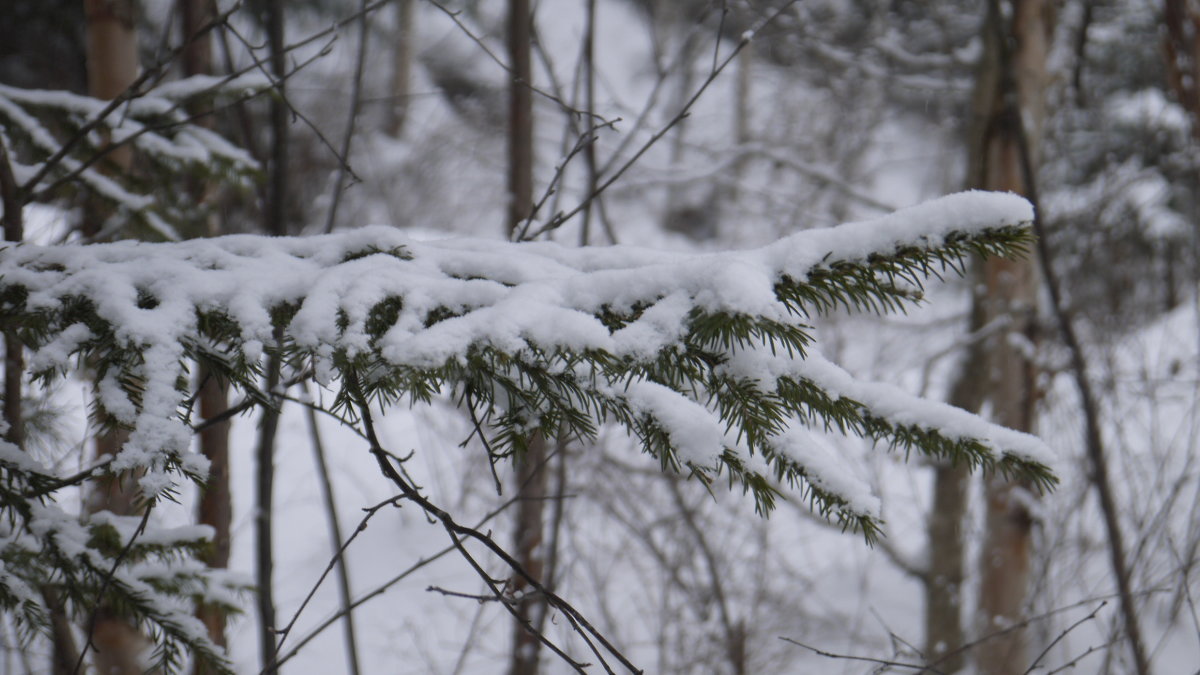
[0,191,1053,536]
[0,74,266,241]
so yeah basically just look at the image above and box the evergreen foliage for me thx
[0,192,1055,671]
[0,74,266,241]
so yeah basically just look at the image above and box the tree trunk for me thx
[968,3,1053,673]
[175,4,235,669]
[84,0,138,170]
[1163,0,1200,142]
[509,434,549,675]
[730,39,752,199]
[194,378,231,672]
[925,283,991,671]
[924,463,969,671]
[257,1,289,671]
[387,0,415,138]
[506,0,533,238]
[83,2,153,672]
[505,3,547,673]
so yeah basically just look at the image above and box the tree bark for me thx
[508,434,549,675]
[506,0,533,238]
[1163,0,1200,142]
[505,4,548,674]
[176,4,235,669]
[387,0,415,138]
[257,1,289,671]
[83,3,152,672]
[969,3,1053,673]
[84,0,138,171]
[923,463,969,671]
[194,377,231,673]
[1,136,23,451]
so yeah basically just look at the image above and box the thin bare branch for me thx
[522,1,798,241]
[321,0,371,234]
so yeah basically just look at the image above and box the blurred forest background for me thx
[1,0,1199,673]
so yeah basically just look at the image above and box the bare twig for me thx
[427,586,505,602]
[190,369,312,434]
[302,392,362,675]
[425,0,611,123]
[346,371,643,673]
[1023,601,1107,674]
[26,54,320,207]
[321,0,371,234]
[522,1,798,241]
[22,458,115,499]
[273,495,523,669]
[266,495,403,671]
[779,636,941,673]
[465,391,504,495]
[19,0,247,195]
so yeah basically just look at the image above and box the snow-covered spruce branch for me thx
[0,74,266,241]
[0,191,1055,665]
[0,476,249,673]
[1,189,1054,509]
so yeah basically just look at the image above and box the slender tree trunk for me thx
[387,0,415,138]
[2,137,23,452]
[257,2,289,672]
[730,39,752,198]
[84,0,138,171]
[506,0,533,238]
[968,3,1053,673]
[923,464,969,671]
[305,403,362,675]
[579,0,597,246]
[195,377,231,666]
[663,24,700,234]
[1163,0,1200,142]
[509,434,549,675]
[82,3,153,672]
[505,3,547,673]
[176,4,235,670]
[178,0,214,88]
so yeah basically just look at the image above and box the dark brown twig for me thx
[273,495,523,669]
[522,1,798,241]
[779,637,941,673]
[345,371,642,673]
[322,0,372,234]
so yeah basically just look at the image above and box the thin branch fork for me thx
[345,372,643,674]
[273,494,525,669]
[425,0,614,124]
[521,0,799,241]
[267,494,404,669]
